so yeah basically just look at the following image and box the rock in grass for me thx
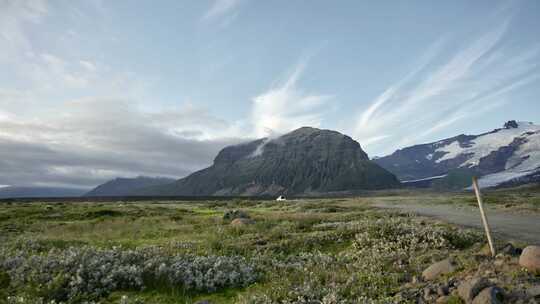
[437,285,449,296]
[500,243,518,256]
[527,285,540,297]
[458,277,491,303]
[422,259,456,280]
[231,218,254,227]
[436,296,450,304]
[519,245,540,274]
[472,287,504,304]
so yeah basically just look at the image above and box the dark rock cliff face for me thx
[143,127,400,196]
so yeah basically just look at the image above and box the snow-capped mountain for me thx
[374,121,540,188]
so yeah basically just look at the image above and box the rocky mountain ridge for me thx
[136,127,400,196]
[374,120,540,188]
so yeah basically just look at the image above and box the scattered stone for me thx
[527,285,540,297]
[423,287,434,299]
[230,218,254,227]
[437,285,449,296]
[493,260,504,268]
[506,290,528,303]
[436,296,449,303]
[519,245,540,274]
[422,259,456,280]
[448,277,458,288]
[458,277,492,303]
[472,287,504,304]
[500,243,517,256]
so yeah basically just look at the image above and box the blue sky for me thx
[0,0,539,188]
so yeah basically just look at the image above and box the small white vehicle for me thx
[276,195,286,201]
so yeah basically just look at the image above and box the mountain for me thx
[374,120,540,188]
[84,176,176,196]
[0,186,86,199]
[139,127,400,196]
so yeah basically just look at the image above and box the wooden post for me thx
[472,176,496,257]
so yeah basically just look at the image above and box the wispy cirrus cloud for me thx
[201,0,245,27]
[354,15,540,155]
[251,59,333,138]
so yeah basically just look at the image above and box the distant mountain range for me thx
[374,120,540,188]
[86,127,400,196]
[0,186,86,199]
[84,176,176,196]
[4,121,537,199]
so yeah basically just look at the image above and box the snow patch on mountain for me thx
[402,174,447,183]
[506,131,540,171]
[435,122,540,167]
[435,141,463,163]
[476,170,536,188]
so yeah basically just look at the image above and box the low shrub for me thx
[0,244,259,303]
[239,213,482,303]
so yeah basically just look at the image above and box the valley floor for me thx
[0,191,539,303]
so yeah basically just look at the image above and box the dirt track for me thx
[373,201,540,245]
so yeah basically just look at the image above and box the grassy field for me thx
[0,193,539,303]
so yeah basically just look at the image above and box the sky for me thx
[0,0,539,189]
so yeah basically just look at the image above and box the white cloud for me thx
[0,97,244,188]
[80,60,97,72]
[202,0,244,24]
[251,61,332,138]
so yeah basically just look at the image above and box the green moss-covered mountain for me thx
[137,127,400,196]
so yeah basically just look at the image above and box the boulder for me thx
[472,287,504,304]
[458,277,491,303]
[422,259,456,280]
[500,243,518,256]
[230,218,254,227]
[519,245,540,274]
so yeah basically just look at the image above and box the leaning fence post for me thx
[472,176,496,257]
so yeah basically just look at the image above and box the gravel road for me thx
[373,201,540,245]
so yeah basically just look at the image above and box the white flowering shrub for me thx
[0,243,258,303]
[239,213,482,304]
[350,214,482,263]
